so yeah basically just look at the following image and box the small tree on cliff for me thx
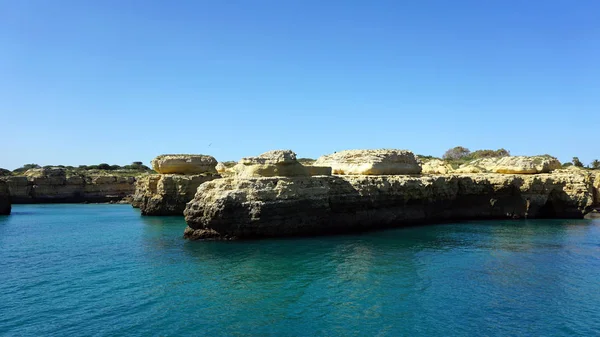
[591,159,600,169]
[443,146,471,160]
[572,157,584,168]
[12,163,41,173]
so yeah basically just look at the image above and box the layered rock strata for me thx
[233,150,331,178]
[133,154,220,215]
[455,156,561,174]
[151,155,218,174]
[183,170,598,240]
[421,159,453,174]
[132,174,218,215]
[0,180,11,215]
[1,168,136,203]
[315,149,421,175]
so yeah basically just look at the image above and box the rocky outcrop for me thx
[421,159,453,174]
[1,167,136,203]
[455,156,561,174]
[183,170,598,240]
[151,154,218,174]
[0,180,11,215]
[215,162,228,174]
[315,149,421,175]
[594,171,600,205]
[132,174,218,215]
[233,150,331,178]
[493,156,561,174]
[133,154,222,215]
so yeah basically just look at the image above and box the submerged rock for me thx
[0,180,10,215]
[183,170,597,240]
[151,154,217,175]
[314,149,421,175]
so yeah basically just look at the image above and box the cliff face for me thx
[132,174,218,215]
[183,171,598,240]
[1,168,136,203]
[0,180,11,215]
[132,154,221,216]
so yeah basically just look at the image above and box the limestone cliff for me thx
[1,167,136,203]
[315,149,421,175]
[132,174,218,215]
[233,150,331,178]
[455,156,561,174]
[151,155,218,174]
[0,180,11,215]
[133,154,221,215]
[183,170,597,240]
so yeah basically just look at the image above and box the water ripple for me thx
[1,206,599,336]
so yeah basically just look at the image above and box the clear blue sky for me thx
[1,0,598,169]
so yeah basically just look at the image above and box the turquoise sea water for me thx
[1,205,599,336]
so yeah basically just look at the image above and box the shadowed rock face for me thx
[1,168,136,204]
[132,174,219,215]
[0,180,11,215]
[183,171,597,240]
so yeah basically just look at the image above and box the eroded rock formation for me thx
[315,149,421,175]
[0,180,11,215]
[151,155,218,174]
[134,154,220,215]
[421,159,453,174]
[232,150,331,178]
[132,174,218,215]
[1,167,136,203]
[455,156,561,174]
[183,169,598,240]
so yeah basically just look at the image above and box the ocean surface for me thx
[1,204,599,336]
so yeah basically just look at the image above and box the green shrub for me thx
[572,157,584,168]
[12,164,41,173]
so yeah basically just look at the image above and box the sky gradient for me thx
[1,0,598,169]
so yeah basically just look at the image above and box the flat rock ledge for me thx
[183,170,599,240]
[151,154,218,175]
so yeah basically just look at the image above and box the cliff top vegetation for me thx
[3,162,155,177]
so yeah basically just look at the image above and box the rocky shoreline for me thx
[5,149,599,241]
[179,150,599,240]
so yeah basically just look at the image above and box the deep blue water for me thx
[1,205,600,336]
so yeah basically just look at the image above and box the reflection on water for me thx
[2,205,600,336]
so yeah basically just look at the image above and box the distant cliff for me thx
[1,167,136,204]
